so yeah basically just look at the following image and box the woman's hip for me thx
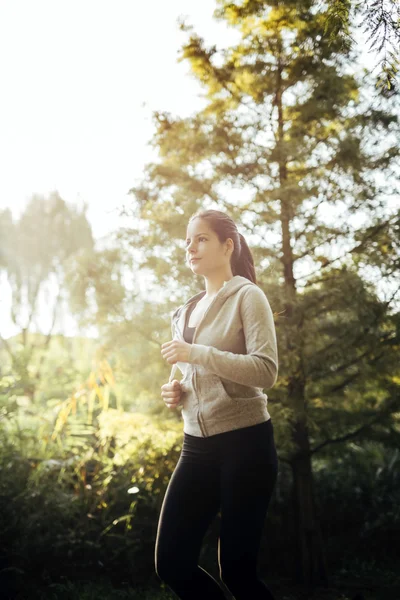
[181,419,278,469]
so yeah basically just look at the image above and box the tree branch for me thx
[310,396,399,455]
[299,213,398,285]
[310,417,380,455]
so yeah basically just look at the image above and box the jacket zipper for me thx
[193,370,207,437]
[172,294,221,437]
[190,294,222,437]
[175,307,207,436]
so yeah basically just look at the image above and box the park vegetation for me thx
[1,1,399,599]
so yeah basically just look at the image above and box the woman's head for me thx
[185,209,257,284]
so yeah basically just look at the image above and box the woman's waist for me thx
[183,418,272,446]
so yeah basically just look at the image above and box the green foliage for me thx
[3,192,94,314]
[1,409,399,597]
[119,0,400,466]
[0,1,399,594]
[124,0,399,300]
[324,0,400,94]
[0,403,183,595]
[0,192,95,409]
[64,246,128,329]
[315,442,400,564]
[119,0,400,584]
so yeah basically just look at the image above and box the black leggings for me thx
[155,418,278,599]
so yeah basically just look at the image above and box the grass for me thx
[8,567,400,600]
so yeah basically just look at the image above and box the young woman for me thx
[155,209,279,600]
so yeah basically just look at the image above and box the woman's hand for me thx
[161,379,182,410]
[161,339,192,365]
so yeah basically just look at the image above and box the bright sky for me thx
[0,0,238,239]
[0,0,242,338]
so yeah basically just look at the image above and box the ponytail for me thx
[188,210,257,284]
[233,232,257,284]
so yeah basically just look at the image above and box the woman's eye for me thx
[186,237,207,246]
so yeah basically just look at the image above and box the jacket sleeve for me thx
[187,285,278,389]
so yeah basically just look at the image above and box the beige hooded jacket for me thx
[168,275,278,437]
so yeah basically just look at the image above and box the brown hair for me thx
[188,209,257,284]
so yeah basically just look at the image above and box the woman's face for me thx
[185,218,233,276]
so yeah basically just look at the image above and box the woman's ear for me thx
[225,238,234,256]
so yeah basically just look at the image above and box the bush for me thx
[0,409,183,595]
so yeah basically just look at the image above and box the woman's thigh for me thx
[218,420,278,568]
[155,453,221,577]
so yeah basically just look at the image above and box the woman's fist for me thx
[161,340,192,365]
[161,379,182,410]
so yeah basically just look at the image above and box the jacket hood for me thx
[169,275,254,382]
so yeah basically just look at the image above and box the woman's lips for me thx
[191,258,201,263]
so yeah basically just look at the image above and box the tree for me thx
[0,191,94,397]
[120,0,400,586]
[325,0,400,94]
[63,233,182,415]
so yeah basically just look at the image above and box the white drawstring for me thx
[169,363,178,383]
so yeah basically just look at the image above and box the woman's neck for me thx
[203,275,234,298]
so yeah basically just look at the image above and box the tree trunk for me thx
[277,58,328,582]
[291,412,329,586]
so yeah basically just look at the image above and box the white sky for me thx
[0,0,242,338]
[0,0,239,238]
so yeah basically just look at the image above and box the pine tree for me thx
[122,0,400,585]
[325,0,400,94]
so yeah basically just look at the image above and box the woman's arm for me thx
[187,285,278,389]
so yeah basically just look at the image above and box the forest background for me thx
[0,1,399,599]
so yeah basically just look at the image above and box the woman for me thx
[155,209,279,600]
